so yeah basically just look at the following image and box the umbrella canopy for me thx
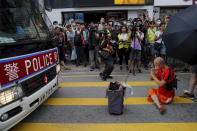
[163,5,197,65]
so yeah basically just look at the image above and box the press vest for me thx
[148,27,156,43]
[118,33,131,49]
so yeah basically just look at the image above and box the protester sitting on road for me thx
[180,65,197,100]
[147,57,175,115]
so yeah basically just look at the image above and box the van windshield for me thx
[0,0,50,44]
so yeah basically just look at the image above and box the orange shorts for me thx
[147,88,174,104]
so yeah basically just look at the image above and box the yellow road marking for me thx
[62,73,191,78]
[58,81,157,87]
[11,123,197,131]
[63,74,128,77]
[44,96,193,106]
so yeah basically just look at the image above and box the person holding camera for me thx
[99,35,116,81]
[128,24,144,74]
[148,57,175,115]
[117,26,131,70]
[89,23,100,71]
[154,23,166,58]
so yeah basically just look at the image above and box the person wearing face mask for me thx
[154,23,166,58]
[53,21,58,28]
[156,19,161,31]
[71,22,76,31]
[123,20,127,25]
[148,57,175,115]
[128,25,144,74]
[164,15,169,28]
[147,21,156,67]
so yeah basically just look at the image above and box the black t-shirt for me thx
[89,30,99,48]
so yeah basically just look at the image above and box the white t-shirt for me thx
[155,30,163,43]
[98,24,103,31]
[120,33,128,41]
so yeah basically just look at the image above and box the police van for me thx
[0,0,60,130]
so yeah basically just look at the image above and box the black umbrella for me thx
[163,5,197,65]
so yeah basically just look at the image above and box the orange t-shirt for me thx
[156,67,175,98]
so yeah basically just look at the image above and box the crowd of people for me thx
[50,15,170,76]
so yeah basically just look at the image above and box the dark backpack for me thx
[74,31,82,46]
[164,68,178,91]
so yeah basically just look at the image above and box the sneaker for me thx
[182,68,190,72]
[180,92,195,100]
[107,76,113,79]
[159,105,166,115]
[90,68,94,71]
[138,69,142,73]
[102,76,107,81]
[99,73,103,78]
[99,73,106,81]
[129,70,132,73]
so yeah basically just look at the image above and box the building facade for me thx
[45,0,193,24]
[45,0,154,24]
[154,0,193,19]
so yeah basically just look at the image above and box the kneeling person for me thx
[147,57,175,115]
[99,38,116,81]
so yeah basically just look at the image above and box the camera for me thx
[111,41,118,50]
[131,18,143,34]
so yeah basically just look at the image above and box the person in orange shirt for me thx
[148,57,175,115]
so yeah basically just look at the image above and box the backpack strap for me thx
[106,40,110,54]
[81,32,85,45]
[161,68,171,82]
[166,68,172,82]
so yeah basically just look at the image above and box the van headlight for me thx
[0,84,23,107]
[56,64,61,74]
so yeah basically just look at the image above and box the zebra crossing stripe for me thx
[11,123,197,131]
[62,73,191,78]
[43,97,194,106]
[58,81,157,87]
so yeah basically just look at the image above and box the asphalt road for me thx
[11,70,197,131]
